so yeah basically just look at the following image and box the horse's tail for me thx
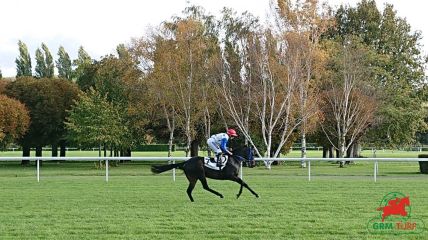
[151,162,184,174]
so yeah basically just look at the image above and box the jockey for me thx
[207,129,238,167]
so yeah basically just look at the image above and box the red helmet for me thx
[227,128,238,137]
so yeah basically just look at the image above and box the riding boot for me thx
[216,153,223,168]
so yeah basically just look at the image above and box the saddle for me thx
[204,155,228,170]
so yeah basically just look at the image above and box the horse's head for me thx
[231,146,255,168]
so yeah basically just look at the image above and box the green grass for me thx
[0,159,427,239]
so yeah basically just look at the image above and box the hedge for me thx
[418,154,428,174]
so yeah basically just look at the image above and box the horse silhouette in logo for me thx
[377,196,410,222]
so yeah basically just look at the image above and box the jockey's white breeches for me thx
[207,138,222,155]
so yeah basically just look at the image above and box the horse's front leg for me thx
[232,177,259,199]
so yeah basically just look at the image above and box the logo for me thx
[367,192,425,234]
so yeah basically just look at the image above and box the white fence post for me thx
[106,159,109,182]
[374,161,378,182]
[37,159,40,182]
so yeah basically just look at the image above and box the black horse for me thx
[151,147,259,202]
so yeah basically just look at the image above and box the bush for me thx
[418,154,428,174]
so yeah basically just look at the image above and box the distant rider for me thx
[207,129,238,167]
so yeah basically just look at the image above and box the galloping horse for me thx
[151,146,259,202]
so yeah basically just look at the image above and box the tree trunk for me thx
[353,142,361,158]
[301,132,307,167]
[59,140,66,157]
[35,146,42,157]
[168,131,174,158]
[126,148,131,157]
[22,145,30,165]
[328,146,335,158]
[190,140,199,157]
[52,144,58,157]
[185,121,191,157]
[339,136,346,167]
[322,146,328,158]
[36,146,43,166]
[98,143,102,157]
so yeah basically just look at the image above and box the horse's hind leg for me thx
[233,177,259,199]
[186,176,197,202]
[237,184,244,199]
[199,176,223,199]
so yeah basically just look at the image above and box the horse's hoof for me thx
[256,195,259,198]
[220,195,224,199]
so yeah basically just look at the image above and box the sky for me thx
[1,0,427,77]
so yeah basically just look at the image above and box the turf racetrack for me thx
[0,161,427,239]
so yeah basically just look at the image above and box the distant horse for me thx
[151,146,259,202]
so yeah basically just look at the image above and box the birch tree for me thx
[218,9,259,146]
[157,8,216,157]
[274,0,331,166]
[320,38,377,166]
[220,29,311,169]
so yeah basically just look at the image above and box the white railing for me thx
[0,157,427,182]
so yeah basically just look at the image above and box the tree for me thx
[73,46,92,81]
[15,40,32,77]
[320,38,378,165]
[0,79,7,93]
[218,8,260,148]
[141,35,178,157]
[326,0,427,148]
[65,88,128,157]
[43,43,54,78]
[0,95,30,149]
[95,51,146,155]
[5,77,80,163]
[35,43,54,78]
[34,48,46,78]
[56,46,72,80]
[155,8,216,157]
[0,69,2,79]
[274,0,330,165]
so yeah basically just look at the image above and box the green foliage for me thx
[116,43,131,60]
[75,61,98,91]
[34,48,46,78]
[42,43,54,78]
[35,43,54,78]
[15,40,32,77]
[73,46,92,81]
[326,0,427,147]
[0,68,2,79]
[0,95,30,148]
[56,46,72,80]
[65,88,129,149]
[5,77,80,148]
